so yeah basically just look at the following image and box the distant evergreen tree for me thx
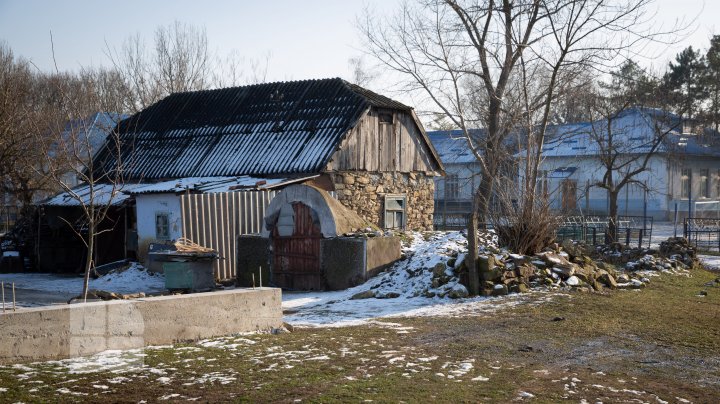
[609,60,659,107]
[663,46,707,121]
[704,35,720,131]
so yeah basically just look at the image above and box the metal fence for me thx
[556,215,654,248]
[434,212,471,230]
[180,190,277,279]
[683,217,720,251]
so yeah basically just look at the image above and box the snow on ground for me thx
[283,231,560,327]
[650,222,680,248]
[699,254,720,270]
[650,221,720,270]
[0,263,165,296]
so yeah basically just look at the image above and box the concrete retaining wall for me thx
[236,235,271,288]
[0,288,282,364]
[321,236,401,290]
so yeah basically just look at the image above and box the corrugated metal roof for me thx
[41,183,138,207]
[93,78,416,180]
[344,82,411,110]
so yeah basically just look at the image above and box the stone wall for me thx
[330,171,435,231]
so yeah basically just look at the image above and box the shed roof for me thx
[40,175,307,206]
[93,78,420,181]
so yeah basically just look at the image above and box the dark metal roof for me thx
[93,78,413,180]
[344,82,411,110]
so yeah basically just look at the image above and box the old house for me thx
[41,78,443,278]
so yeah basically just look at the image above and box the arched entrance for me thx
[271,202,323,290]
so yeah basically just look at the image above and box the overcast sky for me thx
[0,0,716,89]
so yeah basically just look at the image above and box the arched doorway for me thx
[271,202,323,290]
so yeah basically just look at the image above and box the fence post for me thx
[638,229,643,249]
[625,228,631,246]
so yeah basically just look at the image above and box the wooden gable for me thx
[324,108,443,175]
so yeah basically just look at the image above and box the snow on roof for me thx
[548,167,577,178]
[427,130,484,164]
[40,175,317,206]
[535,108,720,158]
[41,183,136,207]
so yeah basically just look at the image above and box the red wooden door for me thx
[272,202,323,290]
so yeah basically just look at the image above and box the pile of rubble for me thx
[438,236,699,297]
[346,231,700,301]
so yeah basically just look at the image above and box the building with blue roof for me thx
[524,108,720,219]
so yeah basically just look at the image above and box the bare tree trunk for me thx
[465,172,494,296]
[607,190,619,244]
[82,206,94,302]
[476,171,494,227]
[465,207,479,296]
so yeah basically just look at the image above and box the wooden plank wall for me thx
[325,109,438,173]
[180,190,277,279]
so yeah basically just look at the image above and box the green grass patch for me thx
[1,269,719,402]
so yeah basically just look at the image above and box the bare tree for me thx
[107,21,272,111]
[106,21,212,112]
[213,50,271,88]
[23,38,130,300]
[347,56,377,87]
[581,81,677,242]
[35,89,126,301]
[360,0,681,292]
[0,43,61,214]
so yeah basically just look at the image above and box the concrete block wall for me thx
[0,288,282,364]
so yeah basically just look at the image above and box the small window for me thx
[681,168,691,198]
[155,212,170,240]
[536,170,548,197]
[378,110,394,124]
[445,174,459,200]
[384,195,406,229]
[701,169,710,198]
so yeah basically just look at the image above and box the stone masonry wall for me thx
[330,171,435,231]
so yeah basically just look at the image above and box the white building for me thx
[525,108,720,220]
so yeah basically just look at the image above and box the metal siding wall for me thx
[179,190,276,279]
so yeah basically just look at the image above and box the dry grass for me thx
[1,269,719,403]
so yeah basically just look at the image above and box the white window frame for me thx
[155,212,171,240]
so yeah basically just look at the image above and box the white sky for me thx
[0,0,716,102]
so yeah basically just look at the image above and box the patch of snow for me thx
[518,391,535,398]
[0,262,164,296]
[700,254,720,270]
[283,231,554,327]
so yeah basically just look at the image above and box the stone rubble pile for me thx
[444,236,699,297]
[348,231,700,302]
